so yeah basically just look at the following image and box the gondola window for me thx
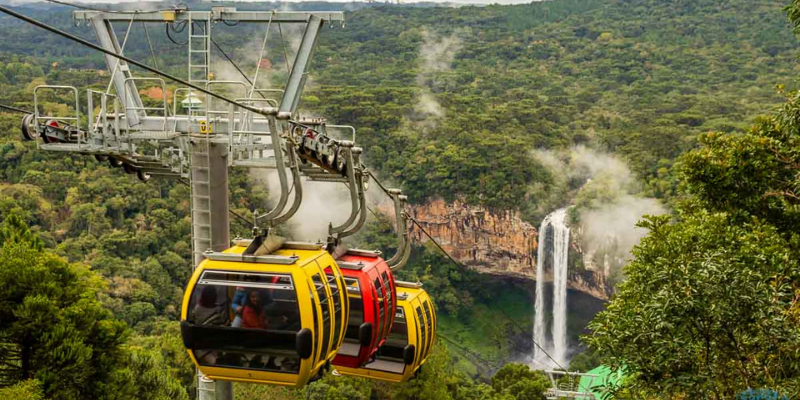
[342,277,364,356]
[187,270,302,373]
[326,268,344,347]
[416,306,427,359]
[423,301,434,358]
[311,273,333,357]
[374,277,385,338]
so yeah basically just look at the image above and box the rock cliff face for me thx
[407,198,611,300]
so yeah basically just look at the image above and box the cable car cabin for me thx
[180,241,348,387]
[333,281,436,383]
[326,250,397,369]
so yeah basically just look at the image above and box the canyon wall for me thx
[406,198,612,300]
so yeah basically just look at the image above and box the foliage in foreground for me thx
[235,355,549,400]
[587,92,800,398]
[0,217,188,400]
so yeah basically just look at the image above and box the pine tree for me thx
[0,213,43,250]
[0,217,188,400]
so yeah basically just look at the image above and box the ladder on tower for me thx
[188,12,211,86]
[187,12,214,265]
[190,131,213,265]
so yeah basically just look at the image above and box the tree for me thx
[491,363,550,400]
[301,375,372,400]
[0,218,187,400]
[0,213,42,250]
[587,212,800,398]
[0,380,44,400]
[0,240,126,398]
[587,91,800,398]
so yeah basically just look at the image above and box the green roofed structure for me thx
[544,365,625,400]
[578,365,625,399]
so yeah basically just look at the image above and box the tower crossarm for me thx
[73,9,344,24]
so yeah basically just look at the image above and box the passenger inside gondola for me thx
[231,286,246,327]
[192,286,227,325]
[187,271,304,373]
[242,289,268,329]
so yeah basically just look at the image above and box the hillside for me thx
[1,0,797,216]
[0,0,799,398]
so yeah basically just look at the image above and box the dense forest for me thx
[0,0,799,398]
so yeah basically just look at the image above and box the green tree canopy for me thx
[0,380,43,400]
[0,213,42,250]
[0,218,188,400]
[587,91,800,398]
[491,363,550,400]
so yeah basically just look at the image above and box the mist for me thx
[251,167,395,243]
[412,29,463,123]
[532,146,665,275]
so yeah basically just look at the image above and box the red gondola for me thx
[326,249,397,369]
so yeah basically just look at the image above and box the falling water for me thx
[532,208,570,368]
[551,208,570,367]
[533,213,548,364]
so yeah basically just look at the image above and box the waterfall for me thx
[551,208,570,367]
[533,214,548,364]
[532,208,570,369]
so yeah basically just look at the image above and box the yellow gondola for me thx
[180,239,348,387]
[333,281,437,383]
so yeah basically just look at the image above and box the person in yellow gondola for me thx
[231,286,247,327]
[193,286,226,325]
[241,289,268,329]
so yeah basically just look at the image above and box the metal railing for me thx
[544,370,601,400]
[87,89,122,153]
[33,85,81,147]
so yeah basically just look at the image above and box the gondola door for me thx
[304,269,324,372]
[413,301,425,369]
[311,265,333,362]
[379,270,394,344]
[422,299,435,361]
[323,264,348,354]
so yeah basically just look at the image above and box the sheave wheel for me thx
[335,148,347,175]
[20,114,39,141]
[108,157,123,168]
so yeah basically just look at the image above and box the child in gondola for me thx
[241,289,268,329]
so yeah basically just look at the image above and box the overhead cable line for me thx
[209,38,271,101]
[141,22,160,72]
[277,23,291,73]
[0,5,269,117]
[0,104,32,114]
[438,333,502,372]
